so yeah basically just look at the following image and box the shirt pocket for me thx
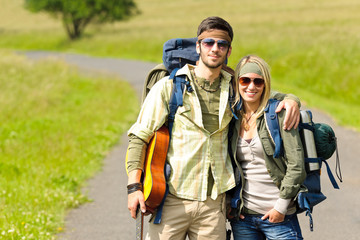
[259,135,275,157]
[175,104,195,128]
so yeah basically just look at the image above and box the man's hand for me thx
[276,99,300,130]
[128,190,146,219]
[127,170,146,219]
[261,208,285,223]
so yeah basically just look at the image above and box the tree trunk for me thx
[62,14,89,40]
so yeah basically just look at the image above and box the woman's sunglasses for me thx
[239,77,265,87]
[200,38,230,51]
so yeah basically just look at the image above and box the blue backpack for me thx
[264,98,342,231]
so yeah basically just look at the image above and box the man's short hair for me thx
[197,16,234,42]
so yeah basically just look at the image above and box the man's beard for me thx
[203,59,223,69]
[199,46,228,69]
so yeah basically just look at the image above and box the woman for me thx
[229,55,306,240]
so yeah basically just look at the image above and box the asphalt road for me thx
[22,51,360,240]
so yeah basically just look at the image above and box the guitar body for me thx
[143,125,169,211]
[135,126,169,240]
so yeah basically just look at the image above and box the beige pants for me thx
[146,193,226,240]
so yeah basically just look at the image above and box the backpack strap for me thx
[167,68,193,137]
[264,99,283,158]
[153,164,171,224]
[322,160,339,189]
[334,139,343,184]
[153,68,193,224]
[303,152,340,189]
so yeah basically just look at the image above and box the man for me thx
[126,16,300,240]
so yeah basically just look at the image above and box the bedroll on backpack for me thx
[264,99,343,231]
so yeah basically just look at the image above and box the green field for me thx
[0,51,138,239]
[0,0,359,239]
[1,0,359,130]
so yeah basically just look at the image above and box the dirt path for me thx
[23,51,359,240]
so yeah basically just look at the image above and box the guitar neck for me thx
[136,208,144,240]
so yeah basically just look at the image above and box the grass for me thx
[0,50,139,239]
[1,0,359,130]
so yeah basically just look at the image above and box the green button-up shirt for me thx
[128,64,236,201]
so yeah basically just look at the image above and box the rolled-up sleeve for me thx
[128,77,171,141]
[126,135,147,173]
[270,91,301,108]
[126,77,171,172]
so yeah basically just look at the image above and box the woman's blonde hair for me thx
[233,54,271,118]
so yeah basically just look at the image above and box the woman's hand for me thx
[261,208,285,223]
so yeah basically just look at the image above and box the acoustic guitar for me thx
[136,125,169,240]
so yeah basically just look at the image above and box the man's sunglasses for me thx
[239,77,265,87]
[200,38,230,51]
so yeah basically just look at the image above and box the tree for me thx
[25,0,139,40]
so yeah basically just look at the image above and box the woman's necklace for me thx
[243,111,257,131]
[192,70,221,93]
